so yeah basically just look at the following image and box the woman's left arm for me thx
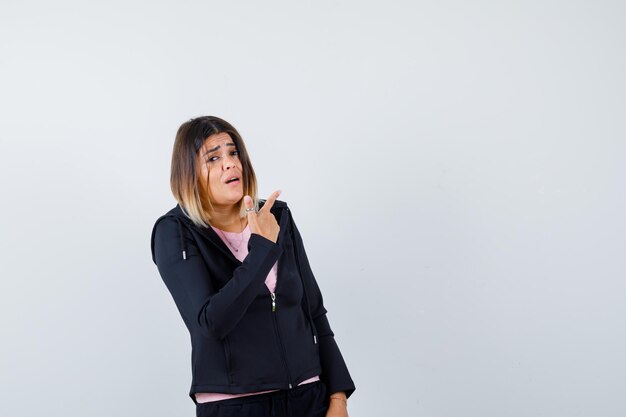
[288,207,356,401]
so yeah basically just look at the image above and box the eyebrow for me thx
[203,143,236,157]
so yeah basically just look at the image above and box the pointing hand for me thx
[243,191,281,243]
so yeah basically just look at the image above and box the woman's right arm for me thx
[152,216,283,340]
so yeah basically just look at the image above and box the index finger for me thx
[260,190,281,212]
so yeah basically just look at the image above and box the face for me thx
[197,132,244,208]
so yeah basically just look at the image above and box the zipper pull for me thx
[271,292,276,312]
[313,335,317,344]
[289,383,293,389]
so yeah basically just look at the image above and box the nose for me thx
[223,155,236,169]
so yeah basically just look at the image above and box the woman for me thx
[150,116,355,417]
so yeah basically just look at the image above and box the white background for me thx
[1,1,625,416]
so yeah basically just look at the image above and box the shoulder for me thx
[259,198,288,210]
[150,206,194,264]
[260,199,290,225]
[150,216,178,262]
[151,214,179,237]
[151,205,193,236]
[258,199,289,221]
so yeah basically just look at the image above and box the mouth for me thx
[225,176,240,186]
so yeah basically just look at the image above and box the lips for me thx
[224,175,240,185]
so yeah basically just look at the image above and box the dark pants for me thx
[196,381,328,417]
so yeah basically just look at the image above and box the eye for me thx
[205,150,239,163]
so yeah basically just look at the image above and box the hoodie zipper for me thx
[270,291,293,389]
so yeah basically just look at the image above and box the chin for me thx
[229,194,244,204]
[212,195,243,207]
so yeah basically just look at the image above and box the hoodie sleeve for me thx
[152,216,283,340]
[288,209,356,399]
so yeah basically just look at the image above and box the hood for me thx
[151,199,288,265]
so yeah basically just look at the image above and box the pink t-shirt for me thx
[194,223,319,403]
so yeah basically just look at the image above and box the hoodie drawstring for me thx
[175,216,187,260]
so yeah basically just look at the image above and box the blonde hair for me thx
[169,116,259,228]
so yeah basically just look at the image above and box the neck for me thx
[209,204,247,232]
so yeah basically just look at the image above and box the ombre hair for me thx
[170,116,259,228]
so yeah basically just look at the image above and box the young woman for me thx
[150,116,355,417]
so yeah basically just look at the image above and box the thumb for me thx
[244,196,258,232]
[243,195,254,211]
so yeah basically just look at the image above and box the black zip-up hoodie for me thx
[150,199,355,404]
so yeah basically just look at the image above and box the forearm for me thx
[154,218,283,340]
[204,233,283,338]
